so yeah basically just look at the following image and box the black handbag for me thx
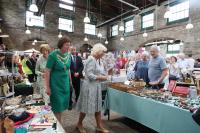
[192,107,200,126]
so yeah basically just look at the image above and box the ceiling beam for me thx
[36,0,48,16]
[117,0,139,10]
[147,0,157,4]
[50,0,115,18]
[96,8,139,28]
[100,0,131,12]
[73,4,115,18]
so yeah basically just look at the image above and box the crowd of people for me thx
[1,37,200,133]
[43,37,109,133]
[124,46,200,89]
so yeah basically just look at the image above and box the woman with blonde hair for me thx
[76,43,109,133]
[35,44,50,103]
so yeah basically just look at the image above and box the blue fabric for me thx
[148,55,167,82]
[15,127,27,133]
[105,88,200,133]
[135,60,149,83]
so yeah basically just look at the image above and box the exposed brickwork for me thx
[0,0,107,51]
[107,0,200,57]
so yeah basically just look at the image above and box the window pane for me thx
[60,0,73,4]
[142,13,154,29]
[125,19,134,33]
[168,0,189,22]
[84,23,96,35]
[168,44,180,51]
[59,3,74,10]
[185,10,189,18]
[58,18,73,32]
[26,11,44,27]
[111,25,118,36]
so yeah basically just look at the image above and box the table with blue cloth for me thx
[105,88,200,133]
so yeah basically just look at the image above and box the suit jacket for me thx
[70,55,84,78]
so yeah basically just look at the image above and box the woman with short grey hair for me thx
[134,51,150,84]
[76,43,109,133]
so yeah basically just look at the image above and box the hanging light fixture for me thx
[164,0,171,18]
[180,40,184,45]
[120,36,124,41]
[97,0,103,39]
[84,36,88,41]
[186,23,194,29]
[186,19,194,30]
[119,23,125,31]
[97,32,102,38]
[29,0,38,12]
[32,42,35,45]
[143,0,148,38]
[143,32,148,37]
[119,2,124,32]
[25,27,31,34]
[105,39,108,44]
[34,39,37,43]
[58,32,62,38]
[186,0,193,30]
[84,12,90,23]
[83,0,90,23]
[164,8,171,18]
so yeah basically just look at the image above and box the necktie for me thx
[73,56,76,69]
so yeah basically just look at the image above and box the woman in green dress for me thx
[45,37,72,123]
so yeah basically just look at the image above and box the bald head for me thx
[150,45,160,58]
[179,53,185,60]
[70,46,76,55]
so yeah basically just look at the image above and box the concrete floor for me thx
[61,109,157,133]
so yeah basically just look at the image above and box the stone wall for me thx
[107,0,200,56]
[0,0,107,51]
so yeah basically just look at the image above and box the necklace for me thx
[56,51,70,71]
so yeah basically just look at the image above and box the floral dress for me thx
[76,56,105,114]
[35,55,49,104]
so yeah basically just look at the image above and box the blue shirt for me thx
[135,60,149,83]
[148,55,167,82]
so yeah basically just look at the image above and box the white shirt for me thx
[168,63,179,77]
[186,58,195,69]
[178,59,190,69]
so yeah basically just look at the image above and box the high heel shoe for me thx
[76,126,87,133]
[96,127,110,133]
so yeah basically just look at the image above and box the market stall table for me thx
[105,88,200,133]
[1,95,66,133]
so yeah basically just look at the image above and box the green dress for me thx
[46,49,71,113]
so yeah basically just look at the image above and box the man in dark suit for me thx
[69,46,84,109]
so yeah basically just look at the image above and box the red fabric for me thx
[172,86,189,95]
[17,63,23,74]
[168,80,177,91]
[124,58,128,64]
[14,113,34,126]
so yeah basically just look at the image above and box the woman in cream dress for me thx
[76,43,109,133]
[35,44,50,104]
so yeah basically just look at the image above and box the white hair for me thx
[91,43,107,56]
[179,53,185,56]
[150,45,160,51]
[142,51,149,56]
